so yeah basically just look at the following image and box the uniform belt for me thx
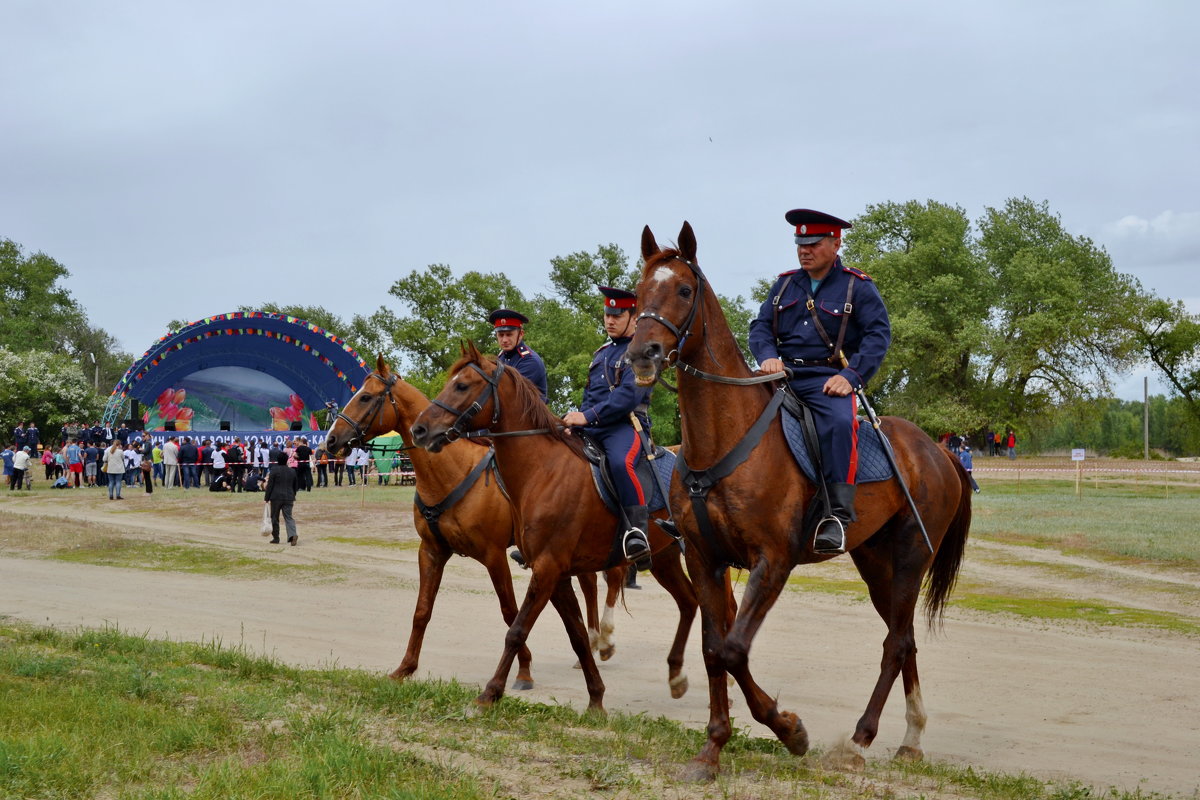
[786,357,838,367]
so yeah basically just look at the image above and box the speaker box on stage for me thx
[130,399,141,421]
[289,421,302,431]
[124,419,144,431]
[164,421,176,432]
[219,420,231,431]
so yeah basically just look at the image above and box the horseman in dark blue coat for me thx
[562,286,654,571]
[489,309,548,404]
[749,209,892,555]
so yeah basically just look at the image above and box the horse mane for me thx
[642,246,682,274]
[450,347,586,458]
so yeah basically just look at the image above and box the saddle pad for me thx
[591,446,675,513]
[780,409,893,484]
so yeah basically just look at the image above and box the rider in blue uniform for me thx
[748,209,891,555]
[562,287,654,571]
[489,309,548,404]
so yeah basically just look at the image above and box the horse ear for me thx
[678,221,697,262]
[376,353,389,377]
[641,225,661,260]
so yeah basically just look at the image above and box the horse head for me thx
[410,342,504,453]
[324,353,400,456]
[627,221,704,387]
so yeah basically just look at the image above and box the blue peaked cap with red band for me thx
[598,286,637,315]
[489,309,529,331]
[786,208,853,245]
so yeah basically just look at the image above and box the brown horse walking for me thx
[625,222,972,780]
[410,345,699,712]
[325,356,626,688]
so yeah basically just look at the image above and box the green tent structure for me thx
[369,432,414,485]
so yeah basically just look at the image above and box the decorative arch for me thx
[103,312,370,431]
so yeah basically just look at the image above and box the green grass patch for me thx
[950,591,1200,635]
[969,487,1200,563]
[324,536,418,550]
[0,620,1167,800]
[50,538,342,580]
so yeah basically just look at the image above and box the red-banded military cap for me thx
[598,286,637,315]
[489,309,529,332]
[785,208,853,245]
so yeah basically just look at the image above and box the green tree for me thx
[843,200,990,432]
[0,239,85,353]
[1127,296,1200,422]
[0,346,103,439]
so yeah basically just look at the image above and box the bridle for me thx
[427,360,507,445]
[334,371,400,448]
[636,255,789,387]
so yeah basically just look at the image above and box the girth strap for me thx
[675,389,788,567]
[414,447,496,556]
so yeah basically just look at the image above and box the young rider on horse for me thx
[748,208,892,555]
[562,286,654,571]
[490,309,548,403]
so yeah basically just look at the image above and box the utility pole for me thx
[1144,376,1149,460]
[89,352,98,392]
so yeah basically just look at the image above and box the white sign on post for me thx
[1071,448,1086,461]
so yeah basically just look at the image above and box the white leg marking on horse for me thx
[651,266,675,285]
[901,686,927,750]
[598,604,616,650]
[588,627,600,651]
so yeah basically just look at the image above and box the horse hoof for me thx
[678,759,718,783]
[894,745,924,762]
[387,667,413,682]
[778,711,809,756]
[599,645,616,662]
[822,738,867,772]
[573,659,582,670]
[583,704,607,720]
[511,678,534,691]
[473,693,497,710]
[669,674,688,699]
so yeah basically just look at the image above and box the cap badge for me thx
[800,225,807,234]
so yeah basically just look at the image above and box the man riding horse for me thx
[506,290,654,575]
[562,286,654,571]
[490,309,548,403]
[748,208,892,555]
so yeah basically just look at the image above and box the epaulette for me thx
[517,344,531,357]
[842,266,874,281]
[777,269,800,278]
[592,341,613,355]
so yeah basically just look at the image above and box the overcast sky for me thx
[4,1,1197,400]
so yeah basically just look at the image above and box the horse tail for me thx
[923,452,972,630]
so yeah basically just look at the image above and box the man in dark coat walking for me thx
[264,452,300,545]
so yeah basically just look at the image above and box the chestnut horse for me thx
[625,222,972,780]
[325,356,626,689]
[410,344,699,712]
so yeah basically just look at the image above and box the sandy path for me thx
[1,495,1197,797]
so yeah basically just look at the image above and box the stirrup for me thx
[813,516,846,555]
[623,528,652,571]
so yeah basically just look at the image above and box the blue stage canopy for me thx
[103,312,370,431]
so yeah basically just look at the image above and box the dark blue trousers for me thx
[787,373,859,484]
[590,424,645,506]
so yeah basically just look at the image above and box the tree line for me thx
[4,195,1199,454]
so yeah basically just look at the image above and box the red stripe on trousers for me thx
[623,435,646,505]
[847,393,860,484]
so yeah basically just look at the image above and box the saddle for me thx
[577,430,679,569]
[577,431,674,515]
[778,392,893,485]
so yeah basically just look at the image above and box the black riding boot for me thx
[624,564,640,590]
[509,549,528,569]
[623,505,652,572]
[813,482,857,555]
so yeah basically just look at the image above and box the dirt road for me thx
[1,492,1197,796]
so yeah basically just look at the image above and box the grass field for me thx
[0,622,1164,800]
